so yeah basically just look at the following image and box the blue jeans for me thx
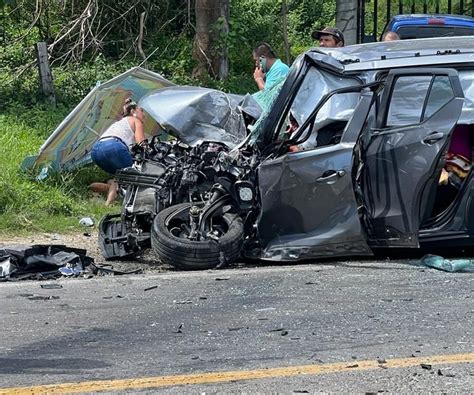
[91,138,133,174]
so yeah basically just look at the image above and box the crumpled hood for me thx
[140,86,250,148]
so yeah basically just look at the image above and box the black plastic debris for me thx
[28,295,60,301]
[144,285,158,291]
[40,283,63,289]
[88,263,142,276]
[173,323,183,334]
[421,363,432,370]
[0,244,93,281]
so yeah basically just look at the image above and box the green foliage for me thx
[0,105,114,234]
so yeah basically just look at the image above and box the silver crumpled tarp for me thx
[140,86,250,148]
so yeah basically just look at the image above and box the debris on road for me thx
[420,254,474,272]
[79,217,95,227]
[27,295,60,301]
[269,327,285,332]
[420,363,432,370]
[173,323,183,334]
[40,283,63,289]
[144,285,158,291]
[0,244,142,281]
[437,368,456,377]
[0,244,93,281]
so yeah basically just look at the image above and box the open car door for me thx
[360,68,464,247]
[257,85,376,261]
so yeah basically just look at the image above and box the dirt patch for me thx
[0,230,175,275]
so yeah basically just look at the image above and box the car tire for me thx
[151,203,244,270]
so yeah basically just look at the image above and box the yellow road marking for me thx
[1,353,472,394]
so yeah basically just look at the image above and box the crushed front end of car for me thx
[98,86,258,259]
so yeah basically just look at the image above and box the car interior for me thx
[424,123,473,224]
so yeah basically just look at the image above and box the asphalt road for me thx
[0,258,472,393]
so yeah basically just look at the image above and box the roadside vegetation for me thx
[0,105,112,235]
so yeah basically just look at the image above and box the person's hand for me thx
[253,67,264,83]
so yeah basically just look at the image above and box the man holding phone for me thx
[252,42,290,91]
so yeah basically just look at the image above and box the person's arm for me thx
[133,117,145,144]
[253,67,265,91]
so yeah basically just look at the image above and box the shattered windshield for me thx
[270,66,362,150]
[289,67,361,127]
[248,78,287,143]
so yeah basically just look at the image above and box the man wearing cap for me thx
[312,27,345,48]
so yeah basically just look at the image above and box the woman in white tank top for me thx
[90,98,146,205]
[91,98,146,174]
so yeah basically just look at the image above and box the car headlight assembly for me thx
[238,186,253,202]
[234,181,255,208]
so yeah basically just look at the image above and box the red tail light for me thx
[428,18,445,25]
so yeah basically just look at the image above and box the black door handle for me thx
[422,132,444,145]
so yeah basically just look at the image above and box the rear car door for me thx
[360,68,464,247]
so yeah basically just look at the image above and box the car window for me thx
[386,76,431,127]
[422,75,454,121]
[397,26,474,39]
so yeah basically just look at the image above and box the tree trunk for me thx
[336,0,357,45]
[192,0,229,80]
[281,0,291,65]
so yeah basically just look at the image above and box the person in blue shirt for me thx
[252,42,290,91]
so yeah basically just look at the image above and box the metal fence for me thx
[358,0,474,43]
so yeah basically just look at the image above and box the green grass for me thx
[0,104,117,236]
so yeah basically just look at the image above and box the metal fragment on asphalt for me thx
[40,283,63,289]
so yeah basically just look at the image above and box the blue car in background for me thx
[382,14,474,40]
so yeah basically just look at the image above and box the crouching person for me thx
[91,98,146,205]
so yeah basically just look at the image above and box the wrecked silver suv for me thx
[101,37,474,270]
